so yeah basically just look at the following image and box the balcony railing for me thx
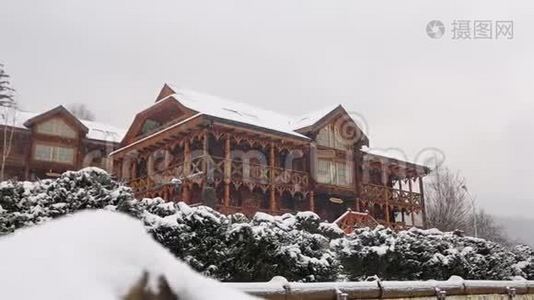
[360,183,422,208]
[216,205,294,218]
[127,155,310,197]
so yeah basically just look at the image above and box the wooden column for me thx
[409,178,416,226]
[418,176,427,228]
[224,134,231,207]
[382,168,390,225]
[184,140,191,176]
[131,158,137,180]
[202,130,209,176]
[309,191,315,212]
[164,147,172,169]
[182,140,191,203]
[269,142,276,212]
[353,148,361,211]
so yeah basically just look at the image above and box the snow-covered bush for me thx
[511,244,534,279]
[223,212,341,282]
[0,168,133,234]
[1,168,533,282]
[334,226,530,281]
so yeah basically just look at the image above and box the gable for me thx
[35,117,78,139]
[23,106,89,138]
[120,97,195,145]
[296,106,369,147]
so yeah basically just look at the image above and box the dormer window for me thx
[36,118,77,139]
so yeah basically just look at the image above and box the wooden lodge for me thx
[111,84,431,230]
[0,105,124,180]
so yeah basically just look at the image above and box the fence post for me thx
[435,287,447,300]
[336,289,348,300]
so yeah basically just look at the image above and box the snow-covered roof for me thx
[79,119,126,142]
[0,108,125,142]
[0,210,255,300]
[163,88,367,142]
[361,146,431,170]
[168,88,311,139]
[290,104,341,130]
[160,86,367,140]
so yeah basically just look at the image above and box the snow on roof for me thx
[0,108,125,142]
[81,119,126,142]
[0,210,255,300]
[169,88,311,139]
[361,146,430,169]
[165,88,366,140]
[290,104,340,130]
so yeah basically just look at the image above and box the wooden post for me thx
[269,142,276,212]
[382,167,390,225]
[184,140,191,176]
[182,140,191,203]
[224,134,231,207]
[418,176,427,228]
[164,147,172,169]
[409,178,416,226]
[309,191,315,212]
[202,130,209,176]
[353,148,361,211]
[131,158,137,180]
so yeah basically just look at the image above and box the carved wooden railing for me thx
[127,156,206,196]
[360,183,422,209]
[207,156,309,193]
[127,155,310,197]
[217,205,294,217]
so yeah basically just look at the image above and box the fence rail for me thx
[225,279,534,300]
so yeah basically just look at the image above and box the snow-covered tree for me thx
[425,166,471,232]
[0,63,17,181]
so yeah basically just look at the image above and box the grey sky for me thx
[1,0,533,217]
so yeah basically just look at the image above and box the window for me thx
[316,124,351,150]
[141,119,161,135]
[315,158,353,186]
[34,144,75,164]
[36,118,77,138]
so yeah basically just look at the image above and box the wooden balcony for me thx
[359,183,424,230]
[360,183,422,209]
[127,155,310,199]
[216,205,294,218]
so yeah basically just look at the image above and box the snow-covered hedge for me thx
[1,168,533,282]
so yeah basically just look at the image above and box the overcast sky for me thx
[1,0,533,217]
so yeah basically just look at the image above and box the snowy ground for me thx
[0,210,256,300]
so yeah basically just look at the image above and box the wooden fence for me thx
[225,279,534,300]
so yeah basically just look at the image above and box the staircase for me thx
[334,209,380,234]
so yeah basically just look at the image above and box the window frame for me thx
[315,157,353,187]
[33,143,76,165]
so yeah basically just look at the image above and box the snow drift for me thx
[0,210,255,300]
